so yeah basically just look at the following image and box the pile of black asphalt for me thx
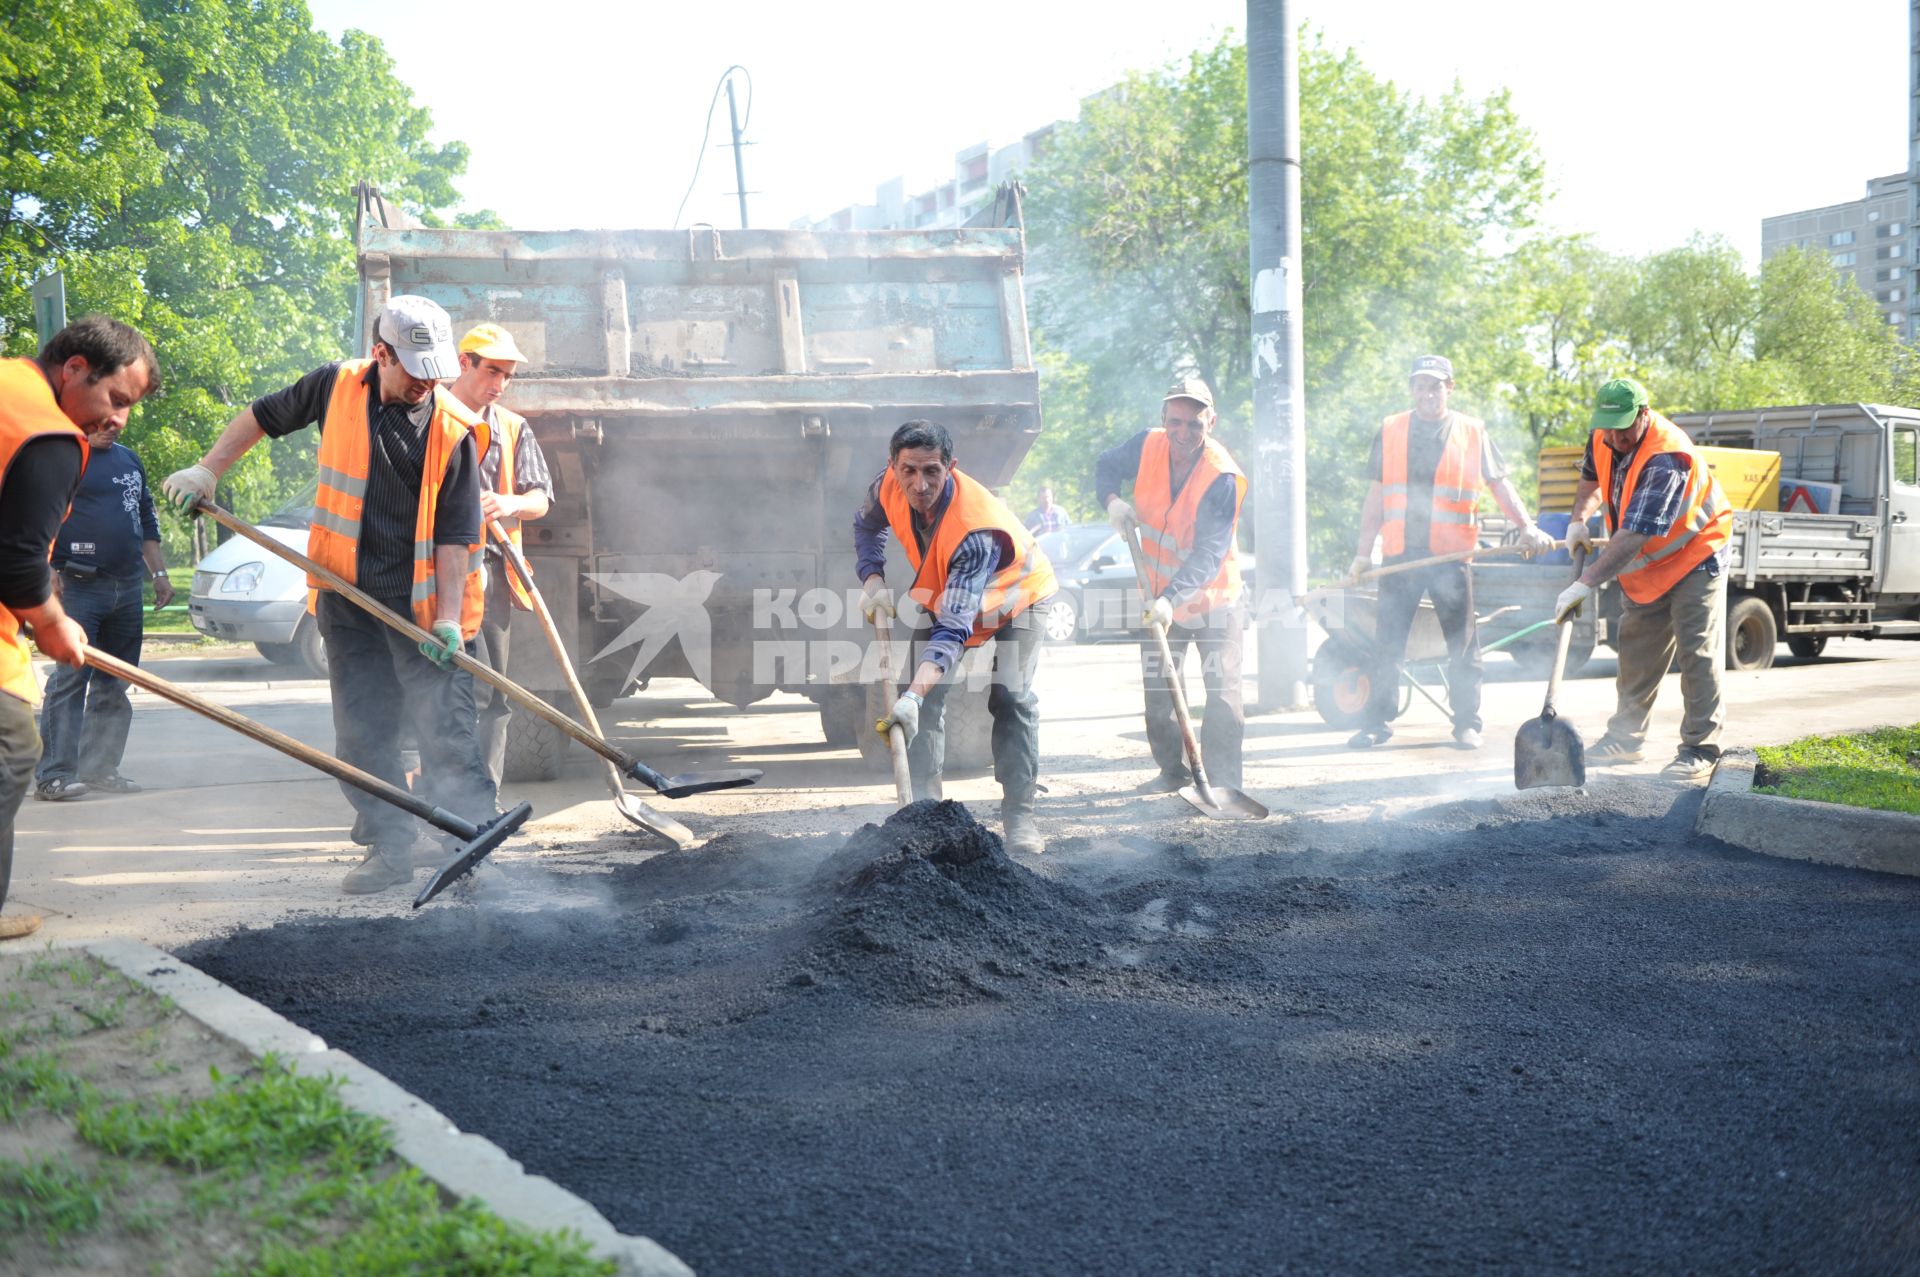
[182,788,1920,1276]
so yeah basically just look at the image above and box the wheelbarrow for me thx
[1306,588,1549,730]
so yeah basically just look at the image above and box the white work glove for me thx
[1554,581,1593,624]
[859,579,895,623]
[161,464,217,514]
[1106,496,1135,533]
[1346,555,1372,584]
[877,690,922,745]
[1143,596,1174,632]
[1518,523,1556,558]
[1565,519,1595,556]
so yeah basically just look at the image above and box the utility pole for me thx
[726,74,750,230]
[1247,0,1309,710]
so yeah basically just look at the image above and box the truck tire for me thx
[818,685,865,749]
[255,640,301,666]
[1785,633,1828,660]
[503,710,568,782]
[1725,595,1777,671]
[293,616,329,678]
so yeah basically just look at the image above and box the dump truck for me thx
[1474,403,1920,674]
[351,183,1042,779]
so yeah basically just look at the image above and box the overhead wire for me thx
[673,65,753,230]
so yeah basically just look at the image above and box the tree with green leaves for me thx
[1,0,492,544]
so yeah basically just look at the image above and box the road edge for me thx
[1697,747,1920,877]
[80,937,693,1277]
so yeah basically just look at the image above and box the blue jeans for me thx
[35,571,144,784]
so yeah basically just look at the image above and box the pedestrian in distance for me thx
[0,315,160,939]
[1555,377,1733,780]
[445,323,552,790]
[1096,377,1249,791]
[162,295,497,895]
[857,420,1058,854]
[1347,354,1556,752]
[1025,485,1069,535]
[33,399,173,801]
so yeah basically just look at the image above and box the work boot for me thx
[80,772,141,794]
[1001,799,1044,856]
[341,846,413,895]
[1453,726,1483,750]
[0,912,43,941]
[1662,746,1718,781]
[1587,736,1645,764]
[1347,725,1392,749]
[1139,768,1190,794]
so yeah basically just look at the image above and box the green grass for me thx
[0,971,618,1276]
[1754,722,1920,815]
[0,1157,117,1247]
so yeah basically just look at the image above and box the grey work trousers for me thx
[908,617,1043,808]
[472,572,515,791]
[1139,607,1245,789]
[1606,566,1726,754]
[315,591,496,853]
[0,691,40,914]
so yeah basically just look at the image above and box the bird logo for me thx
[586,570,722,688]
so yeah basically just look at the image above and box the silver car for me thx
[187,492,327,675]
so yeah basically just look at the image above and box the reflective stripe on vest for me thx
[488,405,535,610]
[877,466,1058,647]
[0,360,89,704]
[1593,412,1733,604]
[1132,430,1247,625]
[306,361,490,639]
[1379,410,1486,556]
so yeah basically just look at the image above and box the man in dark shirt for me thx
[1348,355,1554,751]
[162,296,494,895]
[33,414,171,800]
[1025,486,1068,535]
[1,315,159,939]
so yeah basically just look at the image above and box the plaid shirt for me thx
[1581,436,1722,574]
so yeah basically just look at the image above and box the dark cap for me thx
[1162,377,1215,411]
[1410,354,1454,382]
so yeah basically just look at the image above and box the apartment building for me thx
[791,125,1058,232]
[1760,173,1910,337]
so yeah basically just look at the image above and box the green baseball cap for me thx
[1589,377,1649,430]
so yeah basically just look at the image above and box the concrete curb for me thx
[82,938,692,1277]
[1696,748,1920,878]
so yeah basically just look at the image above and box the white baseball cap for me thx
[376,295,459,380]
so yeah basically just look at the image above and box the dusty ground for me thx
[182,790,1920,1275]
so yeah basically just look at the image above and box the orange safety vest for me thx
[1132,430,1247,625]
[1592,411,1732,604]
[1379,410,1487,556]
[878,465,1057,646]
[485,405,535,610]
[0,360,89,703]
[307,361,489,639]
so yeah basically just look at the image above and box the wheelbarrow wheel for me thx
[1311,638,1375,729]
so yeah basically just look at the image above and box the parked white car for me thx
[187,492,327,675]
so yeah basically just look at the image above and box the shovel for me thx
[1514,548,1590,791]
[868,613,914,808]
[192,500,760,800]
[1120,521,1268,822]
[488,519,693,847]
[79,646,527,908]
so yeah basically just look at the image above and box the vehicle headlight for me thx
[220,562,266,594]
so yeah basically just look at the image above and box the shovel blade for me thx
[1178,783,1270,821]
[1514,715,1587,790]
[613,793,696,848]
[652,768,763,799]
[413,801,532,909]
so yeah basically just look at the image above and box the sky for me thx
[307,0,1909,260]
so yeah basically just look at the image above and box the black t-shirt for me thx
[252,363,480,600]
[51,443,160,580]
[0,436,86,611]
[1367,412,1508,560]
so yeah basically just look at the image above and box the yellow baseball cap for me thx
[458,323,527,362]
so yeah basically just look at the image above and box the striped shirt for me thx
[853,473,1014,676]
[1580,436,1722,575]
[253,363,481,600]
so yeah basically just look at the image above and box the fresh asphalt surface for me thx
[186,783,1920,1275]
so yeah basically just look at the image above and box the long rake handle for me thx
[1542,546,1590,715]
[488,520,632,801]
[196,501,637,777]
[82,645,476,838]
[1120,520,1217,807]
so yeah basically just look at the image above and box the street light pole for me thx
[1247,0,1309,710]
[726,74,750,230]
